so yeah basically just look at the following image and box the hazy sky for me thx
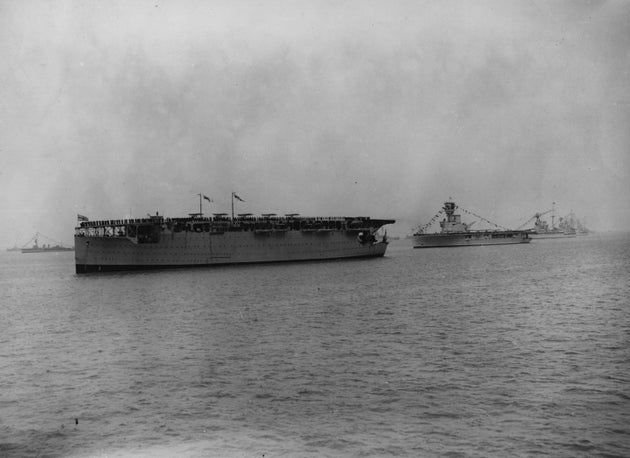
[1,0,629,245]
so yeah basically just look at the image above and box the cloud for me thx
[1,0,629,245]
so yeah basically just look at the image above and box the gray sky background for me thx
[1,0,629,245]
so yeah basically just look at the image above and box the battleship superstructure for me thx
[74,206,395,273]
[519,204,577,239]
[412,201,531,248]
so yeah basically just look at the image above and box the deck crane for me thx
[517,209,552,230]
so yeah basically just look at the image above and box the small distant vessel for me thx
[74,193,395,273]
[561,211,591,236]
[21,233,74,253]
[412,201,531,248]
[576,220,591,236]
[519,203,577,239]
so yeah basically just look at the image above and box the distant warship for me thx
[519,203,577,239]
[21,233,74,253]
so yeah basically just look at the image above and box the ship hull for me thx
[75,230,389,273]
[413,231,530,248]
[528,232,576,239]
[22,247,74,253]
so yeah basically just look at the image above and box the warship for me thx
[519,204,577,239]
[559,210,589,236]
[412,201,531,248]
[74,195,395,273]
[21,233,74,253]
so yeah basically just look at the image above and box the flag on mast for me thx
[233,193,245,202]
[77,214,88,221]
[203,195,213,202]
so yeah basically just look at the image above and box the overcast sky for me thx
[1,0,629,245]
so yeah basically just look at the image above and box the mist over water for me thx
[1,233,629,457]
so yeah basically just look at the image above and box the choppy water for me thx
[1,233,629,458]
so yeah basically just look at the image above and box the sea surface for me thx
[1,233,629,458]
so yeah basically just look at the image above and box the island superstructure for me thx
[74,209,395,273]
[412,201,530,248]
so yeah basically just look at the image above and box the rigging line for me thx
[416,209,444,233]
[28,232,68,247]
[456,206,508,230]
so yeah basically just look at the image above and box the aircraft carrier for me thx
[75,212,395,273]
[412,201,531,248]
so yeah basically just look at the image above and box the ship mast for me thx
[195,193,212,217]
[231,192,245,219]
